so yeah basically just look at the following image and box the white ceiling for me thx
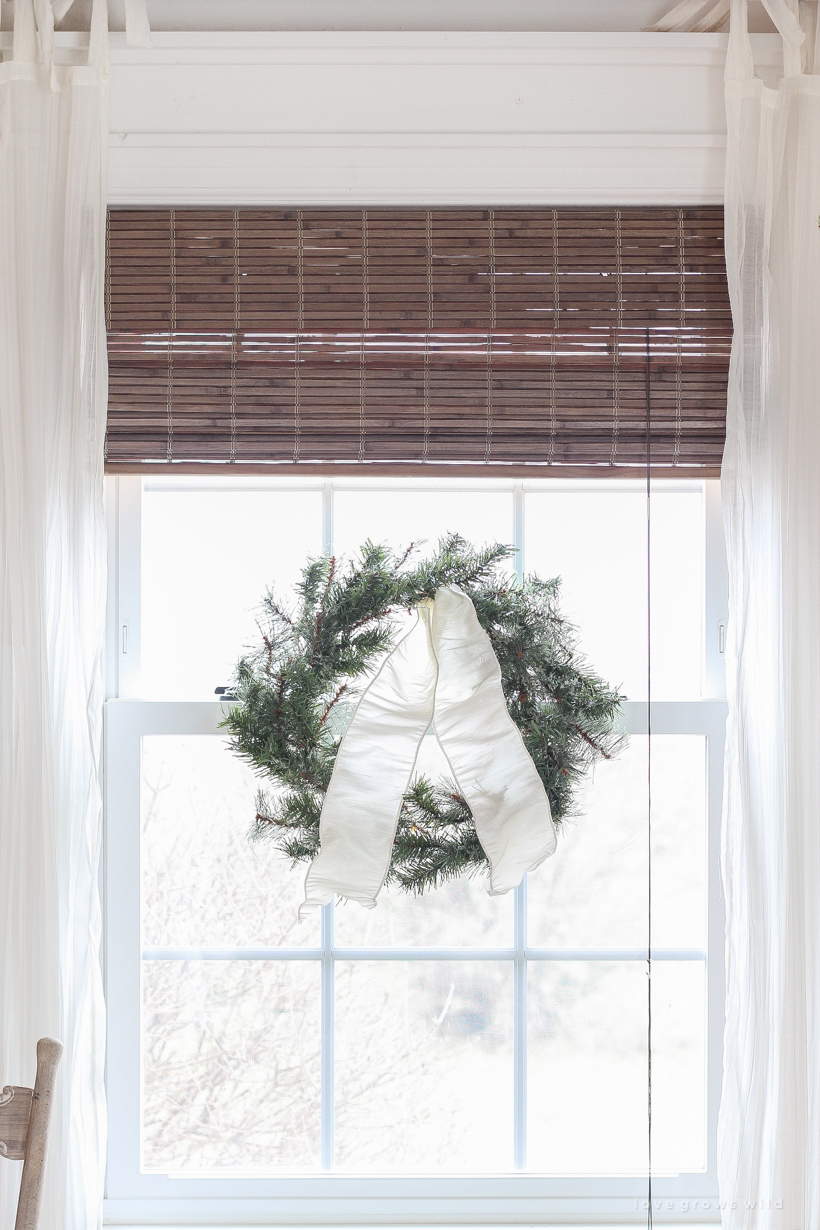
[15,0,775,33]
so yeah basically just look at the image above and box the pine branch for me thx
[570,720,614,760]
[318,683,349,728]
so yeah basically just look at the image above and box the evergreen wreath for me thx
[222,535,625,895]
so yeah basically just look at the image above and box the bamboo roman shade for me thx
[105,208,731,472]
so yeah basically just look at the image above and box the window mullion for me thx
[322,480,333,557]
[321,480,334,1172]
[514,876,527,1170]
[513,482,524,581]
[321,901,335,1170]
[513,480,526,1171]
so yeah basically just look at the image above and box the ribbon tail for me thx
[300,606,437,916]
[431,585,557,896]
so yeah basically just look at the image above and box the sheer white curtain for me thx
[0,0,109,1224]
[720,1,820,1227]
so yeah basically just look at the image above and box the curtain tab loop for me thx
[34,0,57,91]
[726,0,756,81]
[12,0,38,65]
[761,0,806,46]
[87,0,109,79]
[124,0,152,48]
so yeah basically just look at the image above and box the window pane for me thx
[141,483,323,699]
[528,735,706,952]
[333,485,514,563]
[652,961,707,1172]
[524,486,703,700]
[528,738,649,949]
[648,491,705,701]
[527,961,648,1174]
[650,736,707,951]
[333,871,513,947]
[142,735,319,947]
[142,959,321,1173]
[334,961,513,1171]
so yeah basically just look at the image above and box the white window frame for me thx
[103,475,728,1226]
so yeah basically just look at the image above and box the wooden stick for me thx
[15,1039,63,1230]
[105,461,721,479]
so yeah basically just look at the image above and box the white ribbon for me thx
[301,585,556,914]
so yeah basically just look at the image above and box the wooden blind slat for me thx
[105,207,732,472]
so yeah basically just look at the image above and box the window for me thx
[103,476,727,1223]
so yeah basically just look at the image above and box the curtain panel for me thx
[720,1,820,1227]
[0,0,109,1224]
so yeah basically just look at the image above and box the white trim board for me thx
[103,1204,722,1225]
[0,32,782,205]
[102,1197,723,1223]
[106,130,728,206]
[104,1213,720,1226]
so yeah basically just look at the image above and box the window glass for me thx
[334,961,513,1172]
[528,961,647,1174]
[528,736,706,952]
[648,491,705,699]
[333,485,514,565]
[141,483,323,700]
[141,735,319,947]
[142,959,321,1173]
[524,487,703,700]
[334,870,513,948]
[652,961,707,1173]
[528,738,649,951]
[528,964,710,1176]
[650,737,708,951]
